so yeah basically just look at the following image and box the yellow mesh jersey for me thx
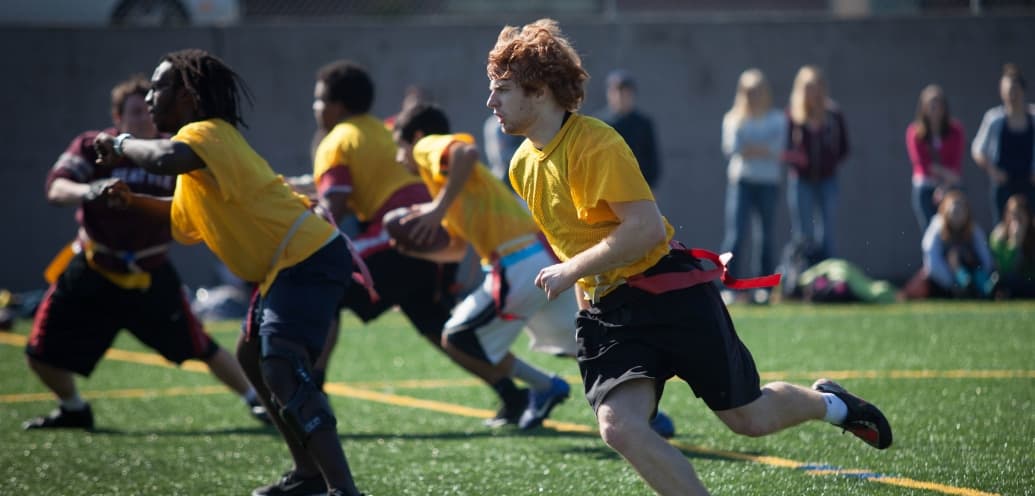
[171,119,335,295]
[412,133,538,262]
[313,114,422,221]
[509,114,674,299]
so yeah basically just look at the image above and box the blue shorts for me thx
[246,235,351,355]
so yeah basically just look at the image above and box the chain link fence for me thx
[239,0,1035,22]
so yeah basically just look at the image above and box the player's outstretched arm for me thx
[94,133,205,175]
[46,178,95,206]
[100,180,172,223]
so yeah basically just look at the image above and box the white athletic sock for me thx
[60,394,87,411]
[511,359,554,391]
[821,393,848,424]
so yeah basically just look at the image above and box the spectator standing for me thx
[972,63,1035,221]
[906,84,965,231]
[595,69,662,187]
[782,65,849,260]
[720,68,786,300]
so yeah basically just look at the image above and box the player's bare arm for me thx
[535,200,667,300]
[96,180,172,222]
[409,141,479,244]
[46,178,95,206]
[93,133,205,175]
[48,177,131,208]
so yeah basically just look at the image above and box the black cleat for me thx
[483,388,529,428]
[251,470,326,496]
[23,405,94,431]
[813,378,893,450]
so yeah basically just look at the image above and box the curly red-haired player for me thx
[487,19,892,495]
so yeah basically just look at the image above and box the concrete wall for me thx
[2,16,1032,291]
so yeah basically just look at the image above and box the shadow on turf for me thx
[562,444,761,464]
[81,425,601,442]
[81,426,766,466]
[335,426,596,443]
[84,425,278,437]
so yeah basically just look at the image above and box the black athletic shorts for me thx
[26,253,217,376]
[342,248,458,342]
[575,251,762,413]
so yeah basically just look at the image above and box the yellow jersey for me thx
[171,119,336,295]
[509,114,674,299]
[412,133,539,262]
[313,114,423,222]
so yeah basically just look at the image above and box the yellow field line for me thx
[1,385,228,403]
[0,331,1007,495]
[871,477,999,496]
[327,384,999,495]
[324,383,594,434]
[0,332,211,372]
[761,369,1035,380]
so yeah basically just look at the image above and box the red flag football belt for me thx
[625,244,781,295]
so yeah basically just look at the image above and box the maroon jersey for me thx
[46,128,176,272]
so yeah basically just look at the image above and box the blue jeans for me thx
[911,183,938,233]
[788,175,838,260]
[721,180,778,278]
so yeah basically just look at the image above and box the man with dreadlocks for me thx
[486,19,892,495]
[93,49,367,496]
[24,73,268,431]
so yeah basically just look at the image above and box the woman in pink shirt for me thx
[906,84,966,232]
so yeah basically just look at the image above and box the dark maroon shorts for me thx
[27,253,216,376]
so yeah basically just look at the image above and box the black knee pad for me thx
[442,327,492,363]
[259,336,336,445]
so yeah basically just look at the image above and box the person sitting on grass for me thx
[989,194,1035,298]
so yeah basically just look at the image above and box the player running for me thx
[93,50,366,496]
[486,19,892,495]
[24,74,266,431]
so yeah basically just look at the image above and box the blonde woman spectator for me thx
[906,85,965,231]
[720,69,785,301]
[782,65,849,260]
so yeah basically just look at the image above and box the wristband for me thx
[113,133,133,157]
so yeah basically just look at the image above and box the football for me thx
[382,206,451,253]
